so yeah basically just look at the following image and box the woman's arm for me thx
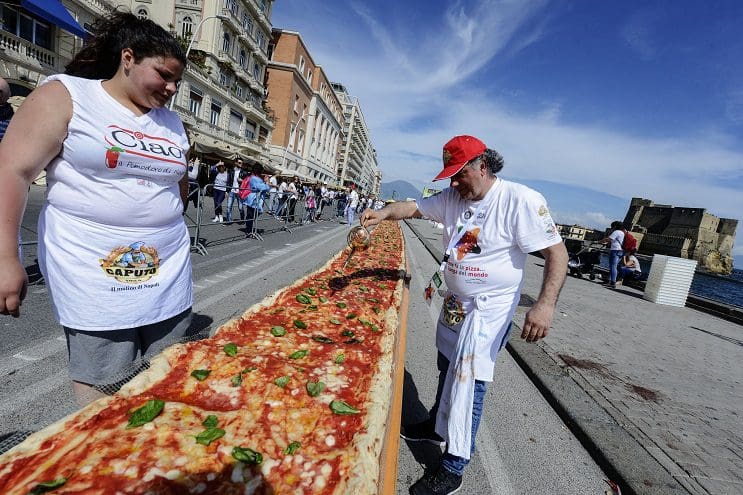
[0,81,72,316]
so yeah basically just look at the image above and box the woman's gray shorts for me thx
[64,309,193,385]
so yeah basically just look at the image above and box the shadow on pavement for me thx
[400,369,442,470]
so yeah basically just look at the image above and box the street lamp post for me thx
[169,14,228,111]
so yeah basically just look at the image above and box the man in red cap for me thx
[361,135,568,495]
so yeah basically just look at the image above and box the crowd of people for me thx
[185,156,383,231]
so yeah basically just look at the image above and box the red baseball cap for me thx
[433,135,487,181]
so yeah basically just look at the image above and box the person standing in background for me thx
[601,221,625,289]
[210,161,228,223]
[0,11,193,406]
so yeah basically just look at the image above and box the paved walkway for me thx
[406,218,743,495]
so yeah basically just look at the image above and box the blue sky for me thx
[272,0,743,263]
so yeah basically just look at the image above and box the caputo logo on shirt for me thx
[103,125,186,168]
[99,241,160,284]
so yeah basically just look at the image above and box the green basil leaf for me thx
[242,367,257,374]
[270,326,286,337]
[305,288,317,296]
[334,353,345,364]
[336,302,347,309]
[367,298,380,303]
[284,441,301,455]
[191,369,211,381]
[232,446,263,464]
[202,415,218,428]
[371,324,380,332]
[296,294,311,305]
[195,427,225,446]
[306,380,326,397]
[344,338,363,344]
[329,318,342,325]
[329,400,360,415]
[127,399,165,429]
[274,376,290,388]
[293,319,307,329]
[359,318,371,325]
[320,284,330,290]
[346,313,357,319]
[341,330,354,337]
[231,374,242,387]
[312,335,335,344]
[308,305,318,311]
[29,478,68,494]
[372,307,381,314]
[289,349,309,359]
[319,296,328,303]
[224,343,238,357]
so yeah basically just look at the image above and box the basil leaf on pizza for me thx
[274,376,290,388]
[312,335,335,344]
[195,427,225,446]
[232,446,263,464]
[190,369,211,381]
[306,380,325,397]
[305,287,317,296]
[329,318,342,325]
[284,441,301,455]
[330,400,360,415]
[296,294,311,305]
[289,350,309,359]
[127,399,165,429]
[334,353,345,364]
[270,326,286,337]
[202,415,219,428]
[293,319,307,329]
[223,343,238,357]
[336,302,347,309]
[319,296,328,303]
[231,374,242,387]
[29,478,67,494]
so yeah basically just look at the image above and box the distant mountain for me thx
[380,180,422,201]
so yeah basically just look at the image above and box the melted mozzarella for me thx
[325,435,336,447]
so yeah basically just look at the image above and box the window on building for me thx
[189,87,203,115]
[219,69,229,87]
[222,32,231,53]
[292,95,299,115]
[239,49,246,68]
[298,56,305,74]
[235,85,243,98]
[244,120,256,140]
[252,63,261,81]
[136,8,148,19]
[242,13,253,35]
[224,0,237,15]
[229,110,243,134]
[257,32,265,50]
[181,16,192,37]
[0,6,52,49]
[306,69,312,83]
[210,101,222,126]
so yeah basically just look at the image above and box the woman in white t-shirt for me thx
[0,12,193,405]
[619,249,643,282]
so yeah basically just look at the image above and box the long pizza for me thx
[0,221,406,494]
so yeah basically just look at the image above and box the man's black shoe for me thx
[399,419,445,446]
[409,467,463,495]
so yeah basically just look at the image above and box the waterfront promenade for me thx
[406,218,743,495]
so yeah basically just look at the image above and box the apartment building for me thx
[265,29,343,185]
[121,0,275,163]
[0,0,111,99]
[331,82,381,196]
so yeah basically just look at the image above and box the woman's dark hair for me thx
[478,148,505,176]
[65,10,186,79]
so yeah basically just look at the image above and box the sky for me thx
[272,0,743,263]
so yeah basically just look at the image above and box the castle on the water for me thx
[623,198,737,275]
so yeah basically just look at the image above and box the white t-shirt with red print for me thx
[38,74,192,331]
[416,178,561,379]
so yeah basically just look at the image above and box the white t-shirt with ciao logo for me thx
[37,74,192,331]
[416,178,561,378]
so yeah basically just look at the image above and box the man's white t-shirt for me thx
[348,190,359,208]
[608,230,624,250]
[416,178,561,378]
